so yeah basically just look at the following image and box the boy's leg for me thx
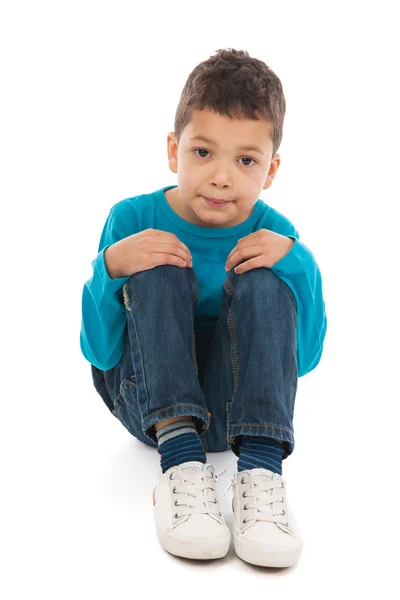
[202,266,298,464]
[121,265,211,446]
[154,414,207,473]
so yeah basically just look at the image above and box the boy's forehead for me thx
[182,108,273,155]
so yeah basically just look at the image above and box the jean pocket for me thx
[113,379,157,447]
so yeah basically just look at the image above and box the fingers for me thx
[157,231,192,263]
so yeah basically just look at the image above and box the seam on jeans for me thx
[191,288,200,376]
[224,276,238,440]
[228,423,294,435]
[225,401,232,445]
[146,403,211,421]
[192,317,199,377]
[224,277,235,297]
[227,310,238,404]
[127,295,151,416]
[224,277,238,403]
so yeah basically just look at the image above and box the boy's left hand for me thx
[225,229,295,274]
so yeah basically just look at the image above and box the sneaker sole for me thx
[155,521,231,560]
[234,536,303,568]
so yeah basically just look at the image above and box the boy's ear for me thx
[167,132,178,173]
[262,153,281,190]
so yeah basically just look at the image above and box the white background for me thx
[1,0,399,597]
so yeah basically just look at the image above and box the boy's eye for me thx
[193,148,257,166]
[194,148,211,159]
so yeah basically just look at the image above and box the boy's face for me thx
[167,108,280,228]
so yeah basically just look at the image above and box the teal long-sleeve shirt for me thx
[80,185,327,377]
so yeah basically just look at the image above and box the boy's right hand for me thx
[104,228,193,279]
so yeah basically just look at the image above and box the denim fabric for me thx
[91,264,298,460]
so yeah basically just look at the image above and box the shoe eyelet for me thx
[242,518,247,524]
[280,482,284,488]
[213,499,217,504]
[242,491,246,498]
[241,478,245,484]
[244,504,248,510]
[174,500,178,506]
[218,512,221,516]
[172,487,177,493]
[282,509,285,515]
[285,522,289,527]
[281,496,284,502]
[174,513,179,519]
[169,473,174,480]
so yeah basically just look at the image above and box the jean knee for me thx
[123,265,197,311]
[229,267,297,312]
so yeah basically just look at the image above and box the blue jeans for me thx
[91,264,298,460]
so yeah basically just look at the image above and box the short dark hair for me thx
[174,48,286,157]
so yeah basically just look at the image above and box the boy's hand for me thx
[104,229,193,279]
[225,229,295,274]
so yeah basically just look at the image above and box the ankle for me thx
[155,419,206,473]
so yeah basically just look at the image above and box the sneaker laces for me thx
[224,469,289,528]
[169,465,226,520]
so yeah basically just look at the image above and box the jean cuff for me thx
[227,423,295,460]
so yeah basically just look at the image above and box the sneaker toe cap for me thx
[240,521,301,550]
[176,514,230,541]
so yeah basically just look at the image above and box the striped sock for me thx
[155,419,207,474]
[237,435,285,476]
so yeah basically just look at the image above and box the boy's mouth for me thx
[202,196,231,207]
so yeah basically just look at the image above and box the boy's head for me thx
[167,48,286,228]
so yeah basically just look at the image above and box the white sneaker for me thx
[225,468,303,567]
[152,461,231,560]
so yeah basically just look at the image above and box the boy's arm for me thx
[269,226,328,377]
[80,207,133,370]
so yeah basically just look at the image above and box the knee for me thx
[125,264,196,287]
[122,265,198,307]
[229,267,297,311]
[228,265,280,292]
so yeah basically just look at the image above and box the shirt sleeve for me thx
[269,226,328,377]
[79,208,132,370]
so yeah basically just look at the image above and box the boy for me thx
[80,48,327,567]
